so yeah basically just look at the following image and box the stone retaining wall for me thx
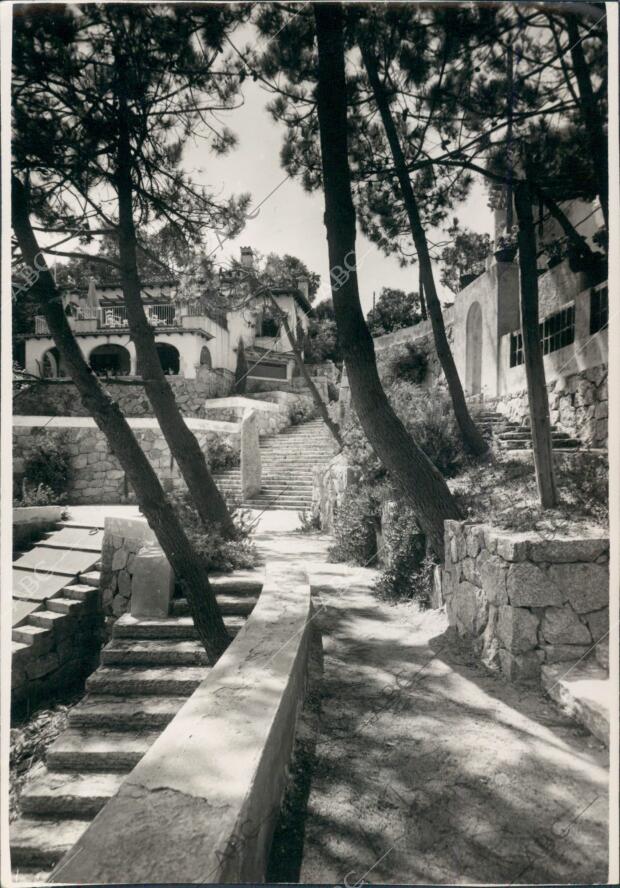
[488,363,608,447]
[13,417,239,504]
[13,369,234,418]
[440,520,609,683]
[12,593,103,713]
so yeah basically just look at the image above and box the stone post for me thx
[130,543,175,618]
[240,408,261,499]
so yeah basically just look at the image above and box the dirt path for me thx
[298,563,608,885]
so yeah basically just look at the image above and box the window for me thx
[509,303,575,368]
[590,285,608,334]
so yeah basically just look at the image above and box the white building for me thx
[21,248,312,387]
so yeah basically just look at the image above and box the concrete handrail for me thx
[51,562,314,884]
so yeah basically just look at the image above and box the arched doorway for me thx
[89,344,131,376]
[199,346,212,368]
[41,347,69,378]
[465,302,483,395]
[155,343,180,375]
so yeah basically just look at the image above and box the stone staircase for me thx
[10,571,262,883]
[470,408,581,451]
[214,418,337,510]
[541,642,610,746]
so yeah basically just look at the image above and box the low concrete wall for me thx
[240,409,261,498]
[52,562,315,884]
[12,505,65,551]
[205,395,287,438]
[13,416,239,505]
[440,520,609,684]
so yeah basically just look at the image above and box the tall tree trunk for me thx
[514,180,558,508]
[361,43,488,458]
[266,294,344,448]
[564,13,609,229]
[12,175,230,662]
[418,268,428,321]
[313,3,461,558]
[114,72,236,538]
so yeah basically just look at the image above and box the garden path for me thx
[63,505,609,884]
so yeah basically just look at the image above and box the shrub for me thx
[234,337,248,394]
[21,432,71,502]
[387,342,428,385]
[328,483,381,565]
[389,381,464,477]
[297,510,321,533]
[16,483,66,508]
[374,504,433,603]
[170,492,258,572]
[207,438,239,473]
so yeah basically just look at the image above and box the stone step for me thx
[11,867,53,884]
[10,817,91,868]
[12,623,53,651]
[541,659,609,746]
[207,573,263,595]
[170,593,257,617]
[86,664,210,695]
[46,597,86,616]
[38,527,105,552]
[112,613,245,640]
[46,729,158,771]
[78,571,101,588]
[13,546,100,577]
[28,610,72,633]
[19,768,125,818]
[101,639,210,667]
[61,583,100,604]
[13,568,78,603]
[69,694,186,730]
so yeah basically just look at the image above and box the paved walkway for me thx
[62,505,609,884]
[295,570,609,885]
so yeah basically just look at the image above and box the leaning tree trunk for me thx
[313,3,461,558]
[114,63,236,539]
[514,180,558,508]
[361,43,488,458]
[12,176,230,662]
[564,14,608,230]
[266,294,344,448]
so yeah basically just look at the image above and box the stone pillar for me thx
[130,543,174,618]
[240,408,261,499]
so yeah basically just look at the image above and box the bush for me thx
[171,492,258,572]
[297,510,321,533]
[328,483,381,565]
[16,483,66,508]
[388,382,464,477]
[387,342,428,384]
[234,337,248,394]
[207,438,239,473]
[373,504,432,603]
[21,432,71,503]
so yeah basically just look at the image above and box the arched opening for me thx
[40,347,69,378]
[89,343,131,377]
[465,301,483,395]
[155,342,180,375]
[199,345,212,368]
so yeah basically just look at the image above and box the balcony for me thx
[34,304,177,334]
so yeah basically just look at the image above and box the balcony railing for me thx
[34,304,177,334]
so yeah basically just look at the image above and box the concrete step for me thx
[46,597,86,616]
[541,659,609,746]
[46,728,158,771]
[38,527,104,552]
[28,610,72,633]
[61,583,100,604]
[13,546,99,577]
[69,694,187,730]
[170,593,257,617]
[12,624,53,651]
[86,664,209,695]
[19,767,125,818]
[10,817,91,868]
[11,867,53,884]
[112,613,245,640]
[79,571,101,588]
[101,639,210,667]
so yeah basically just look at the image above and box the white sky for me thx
[183,78,494,314]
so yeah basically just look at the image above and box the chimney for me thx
[296,276,309,302]
[240,246,254,268]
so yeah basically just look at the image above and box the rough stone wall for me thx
[374,325,453,393]
[12,594,103,712]
[98,518,159,637]
[441,520,609,684]
[14,370,234,418]
[489,363,608,448]
[13,424,239,504]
